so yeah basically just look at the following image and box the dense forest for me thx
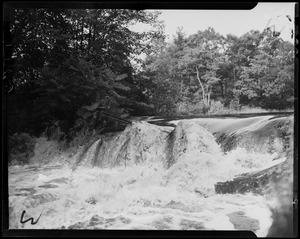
[3,9,294,148]
[141,27,294,115]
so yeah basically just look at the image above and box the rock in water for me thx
[75,120,224,195]
[162,121,224,195]
[215,115,293,154]
[75,120,221,171]
[76,121,172,168]
[166,120,222,168]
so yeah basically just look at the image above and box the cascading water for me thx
[8,115,294,236]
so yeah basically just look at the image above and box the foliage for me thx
[141,27,294,115]
[5,6,294,146]
[6,8,163,140]
[208,101,225,114]
[8,133,36,165]
[236,29,294,109]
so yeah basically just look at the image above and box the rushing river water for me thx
[8,114,294,236]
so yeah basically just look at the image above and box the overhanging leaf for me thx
[82,101,101,111]
[115,73,128,81]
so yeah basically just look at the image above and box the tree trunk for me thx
[258,78,263,99]
[207,89,211,106]
[196,66,206,103]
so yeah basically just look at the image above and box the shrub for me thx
[229,99,241,111]
[176,102,190,115]
[8,133,36,165]
[45,123,67,142]
[189,102,209,115]
[208,100,226,114]
[239,106,268,114]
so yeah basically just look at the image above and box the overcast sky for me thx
[132,2,296,43]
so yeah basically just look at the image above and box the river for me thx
[8,114,294,236]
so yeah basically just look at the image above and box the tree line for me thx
[139,27,294,115]
[4,8,294,143]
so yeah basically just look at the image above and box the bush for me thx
[176,102,190,115]
[208,100,226,114]
[187,102,209,115]
[239,106,268,114]
[45,124,67,142]
[229,99,241,111]
[175,99,287,116]
[8,133,36,165]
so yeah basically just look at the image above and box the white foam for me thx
[9,116,290,233]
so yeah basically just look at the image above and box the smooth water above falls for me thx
[8,114,294,236]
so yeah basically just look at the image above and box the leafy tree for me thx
[141,26,294,115]
[224,31,263,106]
[141,27,227,114]
[139,27,188,115]
[6,5,294,141]
[176,28,225,111]
[237,29,294,109]
[6,7,163,138]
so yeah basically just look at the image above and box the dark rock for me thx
[46,177,69,184]
[215,132,238,152]
[180,219,205,230]
[15,187,37,195]
[228,211,260,232]
[152,217,172,230]
[267,204,293,237]
[74,121,171,169]
[38,184,58,189]
[166,121,221,168]
[88,215,105,226]
[85,197,97,204]
[68,221,86,229]
[88,215,132,227]
[214,116,293,154]
[24,192,58,207]
[215,152,293,195]
[68,215,132,229]
[164,200,191,212]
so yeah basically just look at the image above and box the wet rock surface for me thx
[215,150,293,195]
[214,116,293,154]
[163,200,192,212]
[180,219,205,230]
[68,215,132,229]
[74,120,222,170]
[166,121,221,168]
[38,184,58,189]
[24,192,58,208]
[152,216,172,230]
[75,121,172,168]
[15,187,37,196]
[228,211,260,232]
